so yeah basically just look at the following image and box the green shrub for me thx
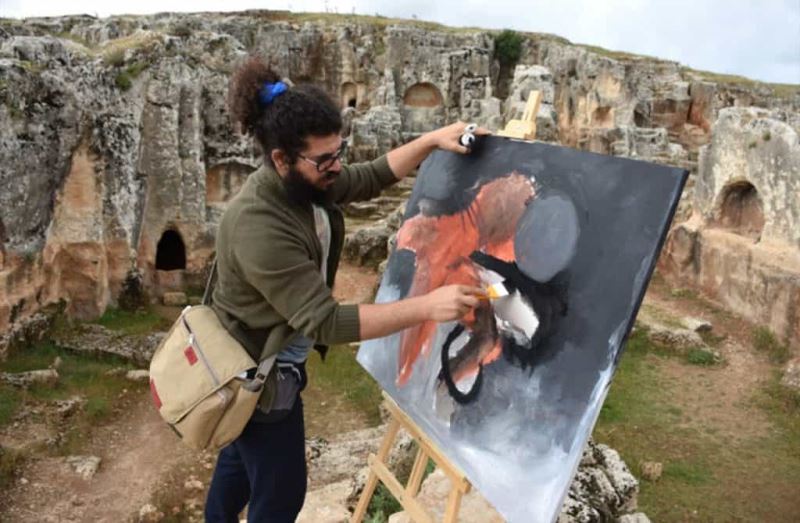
[115,71,132,91]
[495,29,524,66]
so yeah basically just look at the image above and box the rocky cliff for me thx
[0,10,798,350]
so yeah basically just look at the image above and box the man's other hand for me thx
[422,285,484,322]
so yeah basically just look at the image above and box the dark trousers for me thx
[204,398,307,523]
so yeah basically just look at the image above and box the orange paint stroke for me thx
[395,173,535,386]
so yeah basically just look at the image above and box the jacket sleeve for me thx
[329,154,398,205]
[231,206,361,344]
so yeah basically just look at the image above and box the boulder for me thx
[0,369,59,387]
[125,369,150,382]
[297,480,352,523]
[344,223,393,267]
[54,324,164,366]
[781,357,800,392]
[65,455,101,480]
[639,461,663,482]
[162,291,187,307]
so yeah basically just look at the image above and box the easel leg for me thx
[443,487,465,523]
[352,394,472,523]
[350,417,401,523]
[405,447,430,497]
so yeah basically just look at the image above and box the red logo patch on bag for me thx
[150,378,162,409]
[184,345,198,365]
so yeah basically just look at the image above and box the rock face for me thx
[319,432,644,523]
[0,11,797,338]
[660,107,800,348]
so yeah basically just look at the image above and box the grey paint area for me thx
[357,136,687,522]
[515,189,580,282]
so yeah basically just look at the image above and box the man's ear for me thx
[270,149,289,175]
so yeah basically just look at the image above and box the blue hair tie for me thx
[259,81,288,106]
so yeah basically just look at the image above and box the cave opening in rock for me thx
[155,229,186,271]
[341,82,358,110]
[714,181,765,239]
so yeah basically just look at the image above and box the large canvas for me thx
[357,136,687,522]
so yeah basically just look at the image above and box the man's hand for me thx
[357,284,484,340]
[421,284,483,322]
[386,121,492,180]
[428,121,492,155]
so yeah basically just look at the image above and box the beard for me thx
[282,167,335,206]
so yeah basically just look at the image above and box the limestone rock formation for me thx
[308,430,644,522]
[660,107,800,348]
[0,11,797,345]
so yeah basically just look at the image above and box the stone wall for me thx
[660,107,800,347]
[0,11,797,333]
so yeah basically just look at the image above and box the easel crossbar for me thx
[350,393,472,523]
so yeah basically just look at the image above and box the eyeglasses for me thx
[298,141,348,173]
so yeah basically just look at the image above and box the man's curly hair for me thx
[227,55,342,163]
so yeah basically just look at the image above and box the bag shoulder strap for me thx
[202,258,218,306]
[203,257,274,365]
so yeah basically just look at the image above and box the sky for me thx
[1,0,798,84]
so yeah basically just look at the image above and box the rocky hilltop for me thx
[0,10,798,351]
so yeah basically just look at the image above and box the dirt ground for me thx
[644,277,776,441]
[0,263,793,521]
[0,261,379,522]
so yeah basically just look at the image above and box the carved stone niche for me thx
[710,181,765,241]
[401,82,446,134]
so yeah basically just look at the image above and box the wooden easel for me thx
[352,99,541,522]
[350,392,471,523]
[496,90,541,141]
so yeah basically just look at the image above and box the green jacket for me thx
[212,155,397,373]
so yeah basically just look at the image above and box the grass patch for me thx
[681,67,800,99]
[0,446,25,489]
[56,31,94,49]
[306,345,382,425]
[18,60,44,74]
[595,329,800,520]
[0,384,23,426]
[101,31,163,67]
[365,483,403,523]
[686,347,717,366]
[114,62,148,91]
[669,287,697,300]
[758,372,800,433]
[94,307,170,336]
[662,460,713,485]
[752,327,790,364]
[0,341,141,455]
[577,43,660,62]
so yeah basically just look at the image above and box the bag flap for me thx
[149,305,259,423]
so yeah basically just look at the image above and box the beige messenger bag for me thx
[148,261,276,452]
